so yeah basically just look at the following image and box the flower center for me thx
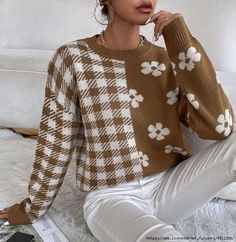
[186,57,191,63]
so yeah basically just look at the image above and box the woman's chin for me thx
[138,19,151,26]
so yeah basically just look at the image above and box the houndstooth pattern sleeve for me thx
[7,45,82,225]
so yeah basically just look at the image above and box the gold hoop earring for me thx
[93,2,114,25]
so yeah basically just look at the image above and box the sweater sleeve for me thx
[162,15,235,140]
[7,45,83,225]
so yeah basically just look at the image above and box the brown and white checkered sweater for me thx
[7,16,235,225]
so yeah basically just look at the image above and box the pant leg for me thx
[151,132,236,225]
[83,179,188,242]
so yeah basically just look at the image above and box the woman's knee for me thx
[208,132,236,162]
[83,196,187,242]
[212,132,236,181]
[220,131,236,149]
[83,197,156,242]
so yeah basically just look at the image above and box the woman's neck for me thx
[96,21,141,50]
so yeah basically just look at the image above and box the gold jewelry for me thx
[94,1,114,25]
[99,31,144,50]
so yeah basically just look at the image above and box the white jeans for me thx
[83,132,236,242]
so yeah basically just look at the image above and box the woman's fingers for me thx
[0,207,10,212]
[146,11,172,40]
[146,10,182,40]
[0,207,10,219]
[0,213,8,219]
[154,15,171,39]
[146,10,171,24]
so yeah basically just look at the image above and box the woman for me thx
[1,0,236,241]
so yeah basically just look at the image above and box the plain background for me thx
[0,0,236,72]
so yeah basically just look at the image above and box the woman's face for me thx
[108,0,157,25]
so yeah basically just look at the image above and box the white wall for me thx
[1,0,236,72]
[0,0,5,44]
[153,0,236,73]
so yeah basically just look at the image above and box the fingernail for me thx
[145,17,151,25]
[155,33,159,41]
[3,221,9,226]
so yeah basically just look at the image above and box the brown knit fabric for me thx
[7,16,234,225]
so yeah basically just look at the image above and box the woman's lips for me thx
[136,6,153,13]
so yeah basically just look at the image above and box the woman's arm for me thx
[162,15,235,139]
[5,45,83,225]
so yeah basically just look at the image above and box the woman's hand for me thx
[145,10,182,41]
[0,204,32,225]
[0,207,10,220]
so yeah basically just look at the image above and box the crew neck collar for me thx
[84,34,153,61]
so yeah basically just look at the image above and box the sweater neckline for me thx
[84,34,153,60]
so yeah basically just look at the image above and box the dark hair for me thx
[101,4,109,16]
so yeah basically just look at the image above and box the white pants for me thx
[83,132,236,242]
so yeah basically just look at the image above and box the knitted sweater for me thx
[7,15,234,225]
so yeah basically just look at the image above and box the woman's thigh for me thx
[83,180,186,242]
[152,132,236,224]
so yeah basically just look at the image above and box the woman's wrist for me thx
[162,15,194,59]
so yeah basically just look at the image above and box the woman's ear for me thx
[232,104,236,132]
[101,0,109,4]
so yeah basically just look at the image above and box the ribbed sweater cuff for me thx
[162,15,194,59]
[7,202,32,225]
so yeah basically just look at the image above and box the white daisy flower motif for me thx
[171,61,177,76]
[128,89,144,108]
[178,47,201,71]
[215,108,233,136]
[141,61,166,77]
[186,93,199,109]
[148,122,170,141]
[164,145,187,156]
[166,87,179,105]
[164,145,174,153]
[138,151,150,167]
[173,147,188,156]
